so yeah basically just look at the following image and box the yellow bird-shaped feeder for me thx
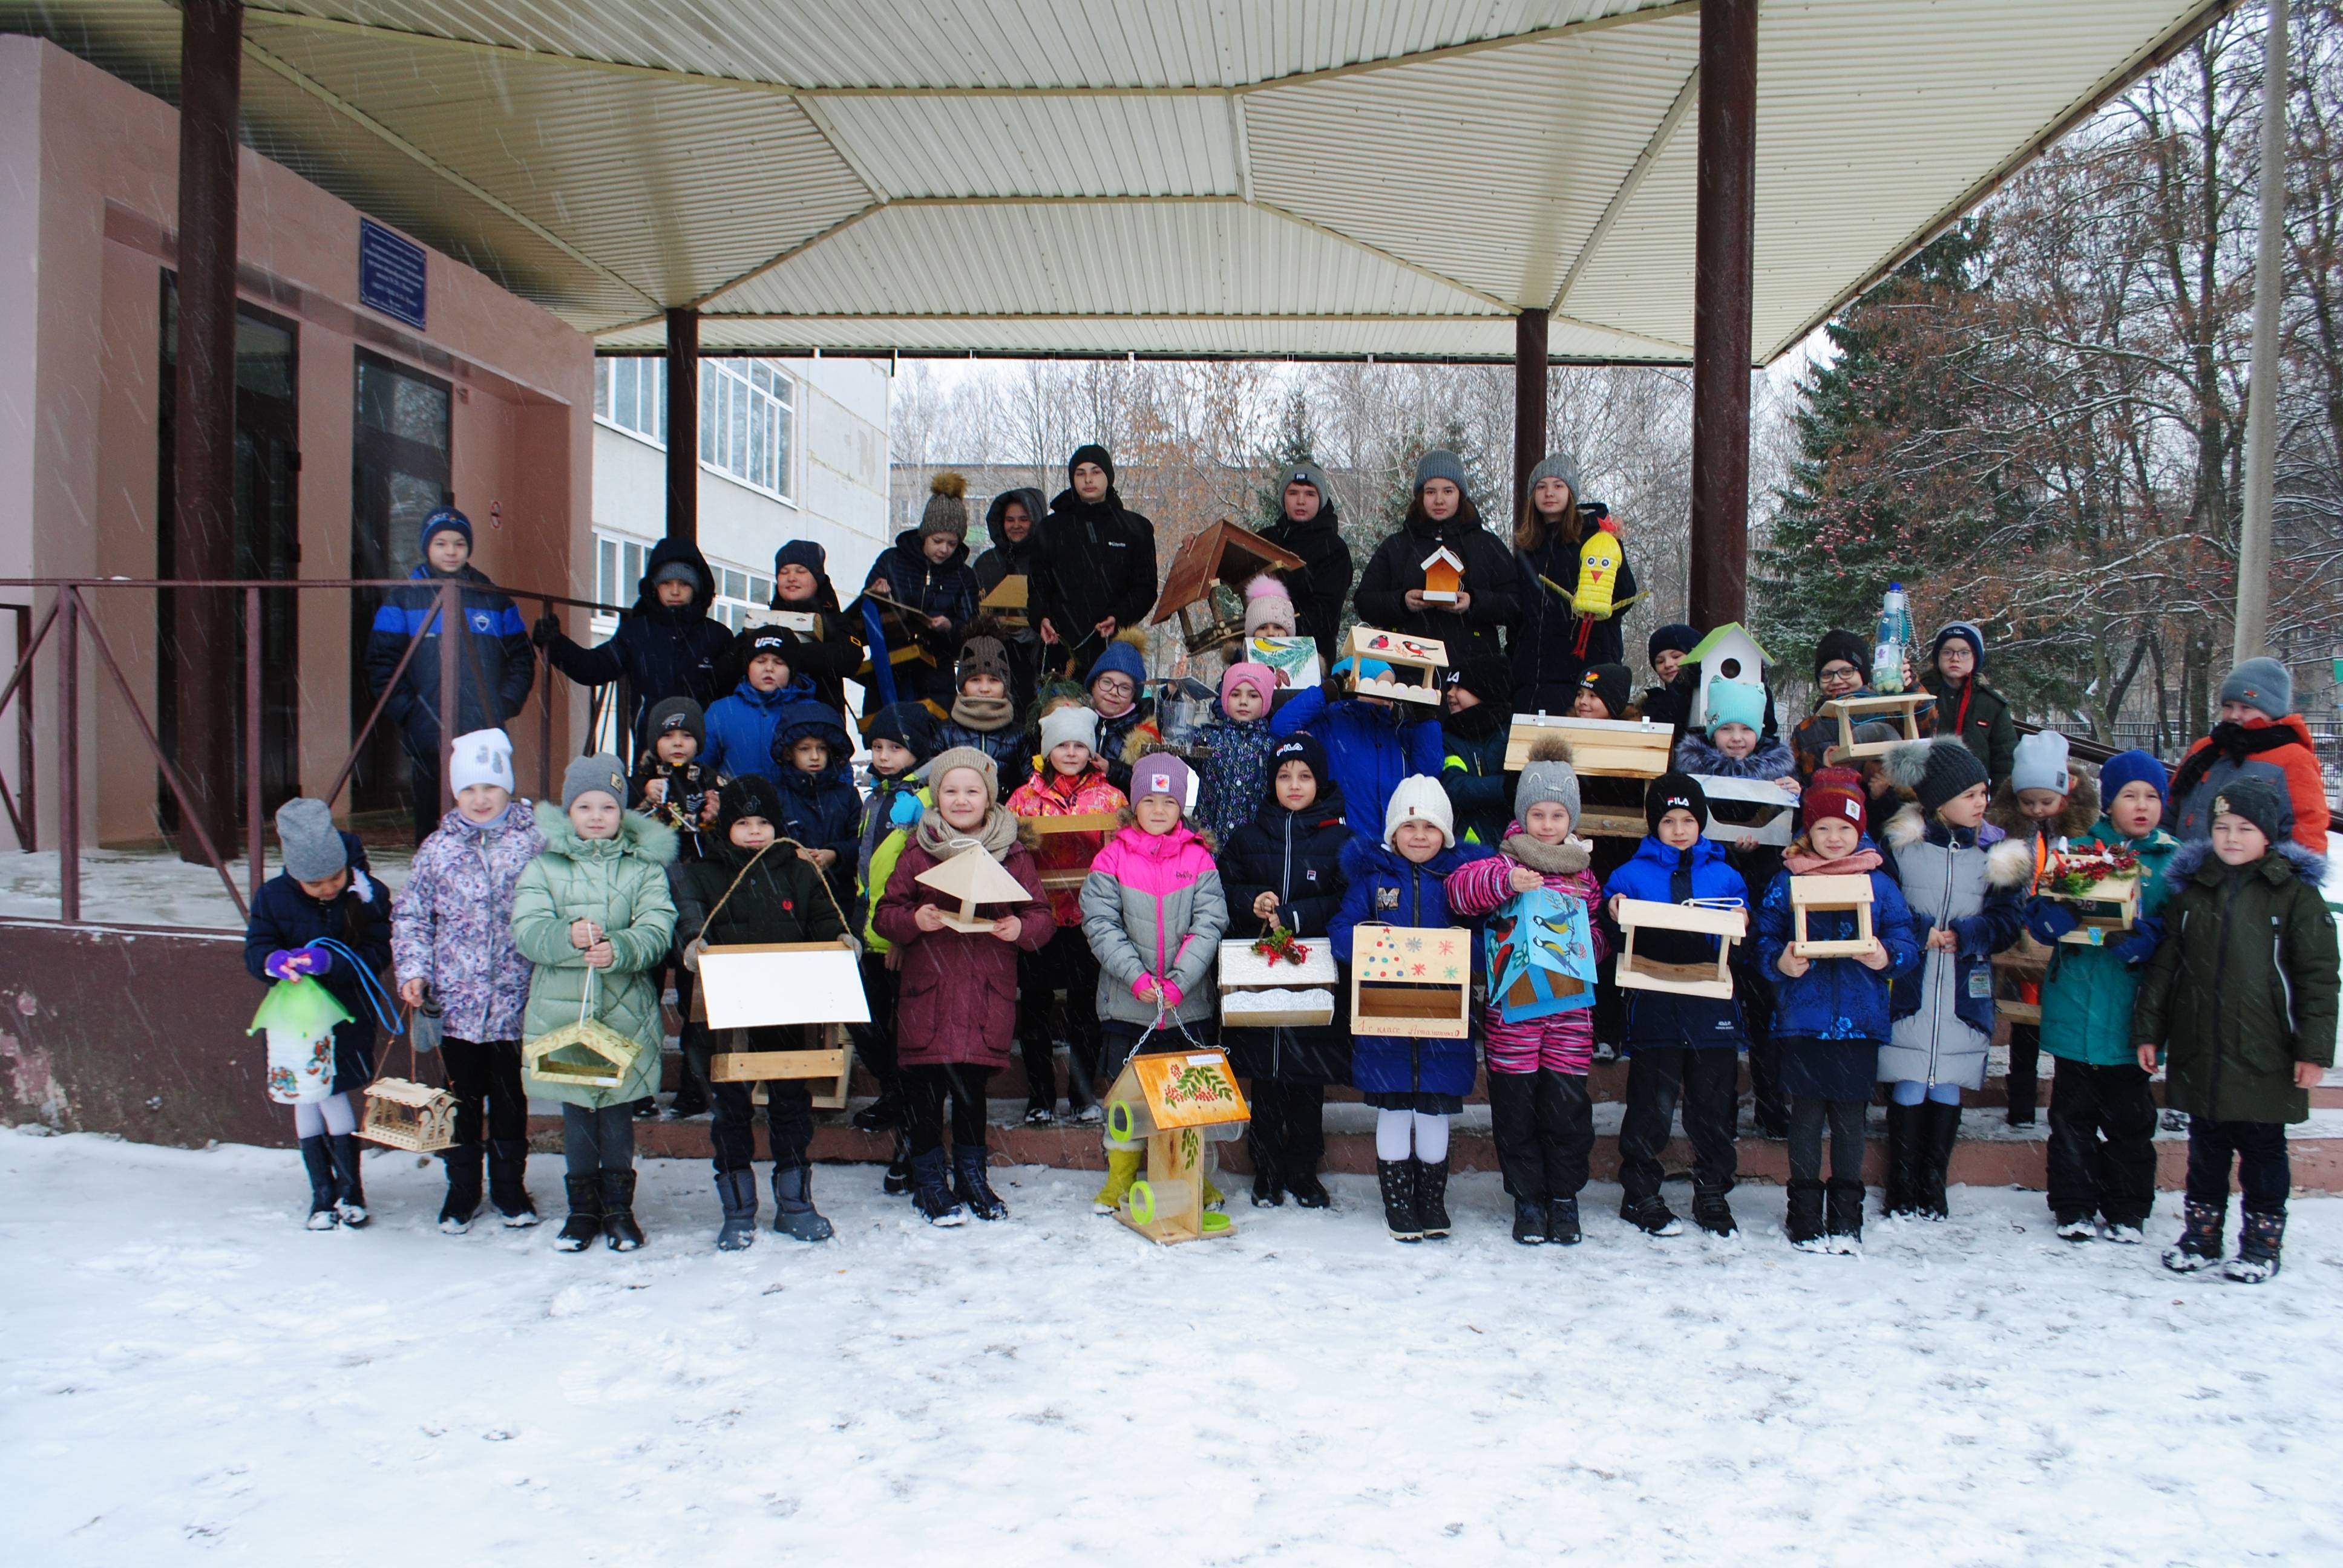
[1536,520,1647,655]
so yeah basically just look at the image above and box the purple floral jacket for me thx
[390,802,546,1042]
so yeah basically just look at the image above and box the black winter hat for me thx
[1268,733,1331,800]
[1446,656,1513,708]
[646,696,706,747]
[1886,737,1990,815]
[865,701,937,765]
[1645,771,1709,835]
[718,771,784,832]
[772,539,827,578]
[1069,443,1115,485]
[1578,662,1634,719]
[1813,629,1871,685]
[1648,623,1699,666]
[2210,776,2292,844]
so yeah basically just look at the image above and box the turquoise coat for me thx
[2037,821,2179,1068]
[512,803,679,1109]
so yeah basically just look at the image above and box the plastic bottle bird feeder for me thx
[1820,694,1925,762]
[1101,1051,1251,1246]
[1612,898,1747,999]
[1789,875,1877,959]
[249,979,353,1106]
[1344,627,1446,705]
[695,942,873,1109]
[1349,925,1472,1038]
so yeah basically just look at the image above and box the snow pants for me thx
[1487,1068,1593,1206]
[904,1063,991,1158]
[1017,927,1101,1114]
[2185,1117,2289,1219]
[2045,1057,2157,1226]
[439,1037,526,1149]
[1788,1097,1866,1187]
[562,1103,635,1176]
[1617,1046,1738,1206]
[1247,1081,1326,1183]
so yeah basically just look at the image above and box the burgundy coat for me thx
[873,838,1058,1069]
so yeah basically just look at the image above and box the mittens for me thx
[264,947,330,981]
[2024,900,2079,946]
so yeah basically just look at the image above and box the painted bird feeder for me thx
[1102,1050,1251,1245]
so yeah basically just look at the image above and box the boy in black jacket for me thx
[629,696,721,860]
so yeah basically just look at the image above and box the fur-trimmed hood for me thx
[1881,801,2027,886]
[531,800,680,865]
[1674,729,1794,782]
[2167,835,2328,891]
[1985,770,2100,840]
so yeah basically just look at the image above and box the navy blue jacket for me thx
[770,697,862,899]
[1603,835,1751,1049]
[1438,710,1510,850]
[542,537,733,749]
[1216,786,1354,1083]
[242,843,392,1095]
[931,713,1031,801]
[1752,848,1921,1045]
[364,564,532,755]
[703,675,817,782]
[1330,836,1489,1098]
[863,532,978,701]
[1270,685,1444,837]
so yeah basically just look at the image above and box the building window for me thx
[595,534,650,610]
[700,358,796,501]
[711,567,775,633]
[595,357,667,445]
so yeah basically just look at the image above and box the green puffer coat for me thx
[2037,821,2180,1067]
[2134,839,2338,1125]
[513,803,680,1109]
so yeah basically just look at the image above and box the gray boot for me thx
[714,1169,758,1251]
[772,1163,834,1242]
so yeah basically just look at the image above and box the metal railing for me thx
[0,577,624,924]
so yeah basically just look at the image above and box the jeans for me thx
[1788,1097,1866,1186]
[2184,1116,2290,1217]
[2043,1057,2158,1224]
[1617,1046,1739,1205]
[903,1063,991,1157]
[439,1037,526,1149]
[1486,1068,1594,1204]
[562,1102,635,1175]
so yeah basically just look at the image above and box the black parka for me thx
[1216,788,1354,1084]
[1352,514,1521,665]
[1032,486,1158,671]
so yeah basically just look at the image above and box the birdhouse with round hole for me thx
[1685,622,1772,731]
[1419,545,1464,604]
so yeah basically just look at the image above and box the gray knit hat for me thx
[1513,737,1582,828]
[274,797,346,883]
[2011,729,2070,796]
[1885,737,1990,815]
[927,744,1000,799]
[2210,775,2292,843]
[1414,449,1469,495]
[562,752,629,811]
[1038,702,1098,755]
[1527,452,1581,502]
[920,471,970,543]
[2220,656,2293,721]
[1281,460,1332,503]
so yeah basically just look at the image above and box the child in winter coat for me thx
[512,755,678,1253]
[1603,774,1751,1240]
[2169,656,2330,852]
[673,772,852,1250]
[1332,775,1490,1242]
[1673,678,1797,791]
[1270,655,1444,834]
[765,538,865,717]
[1877,739,2027,1221]
[1987,729,2100,1126]
[930,627,1029,797]
[392,728,546,1233]
[2137,776,2337,1282]
[849,700,936,1180]
[703,628,818,782]
[1083,752,1231,1213]
[1918,622,2017,785]
[1217,733,1352,1209]
[1448,741,1611,1245]
[874,746,1057,1224]
[1637,624,1700,732]
[1791,630,1935,784]
[770,694,861,903]
[863,474,983,706]
[1083,637,1163,795]
[1440,657,1513,850]
[246,797,392,1229]
[1007,702,1127,1123]
[629,696,721,860]
[2030,749,2180,1243]
[1754,769,1921,1253]
[1195,661,1280,849]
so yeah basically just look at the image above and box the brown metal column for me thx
[665,309,700,543]
[172,0,245,863]
[1512,307,1550,534]
[1688,0,1757,629]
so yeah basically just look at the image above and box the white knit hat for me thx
[1038,703,1098,755]
[448,728,514,797]
[1383,773,1455,849]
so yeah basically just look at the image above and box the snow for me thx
[7,1129,2342,1565]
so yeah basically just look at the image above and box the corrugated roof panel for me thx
[813,94,1240,199]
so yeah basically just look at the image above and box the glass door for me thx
[349,348,453,819]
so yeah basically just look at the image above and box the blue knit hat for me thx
[1703,679,1768,738]
[2097,748,2169,808]
[1086,639,1147,691]
[420,505,472,554]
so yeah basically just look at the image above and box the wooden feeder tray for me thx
[1821,693,1925,762]
[1693,776,1799,848]
[1348,924,1472,1039]
[707,1022,856,1111]
[1504,713,1674,777]
[1991,953,2042,1025]
[1613,898,1747,999]
[1345,626,1446,705]
[522,1018,644,1091]
[694,942,873,1030]
[2040,875,2140,945]
[1021,811,1121,893]
[742,607,821,635]
[1789,874,1876,958]
[1217,939,1340,1028]
[359,1076,459,1152]
[1101,1050,1250,1246]
[977,572,1029,626]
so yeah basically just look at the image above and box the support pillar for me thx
[1513,308,1550,534]
[2233,0,2287,663]
[172,0,244,863]
[1687,0,1757,630]
[665,308,700,543]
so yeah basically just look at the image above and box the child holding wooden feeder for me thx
[1987,729,2099,1126]
[1008,701,1127,1124]
[847,699,936,1175]
[1752,768,1919,1253]
[1447,740,1609,1246]
[1270,653,1444,834]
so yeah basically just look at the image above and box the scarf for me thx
[949,693,1017,733]
[1443,702,1505,741]
[1782,843,1884,877]
[1502,829,1593,877]
[2169,719,2299,805]
[916,800,1020,862]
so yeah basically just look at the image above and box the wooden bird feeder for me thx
[977,571,1029,627]
[693,942,871,1109]
[1419,545,1465,604]
[1217,939,1339,1028]
[1101,1050,1251,1245]
[742,607,821,636]
[1148,518,1305,656]
[2041,875,2140,946]
[1789,874,1876,958]
[1821,693,1925,762]
[1683,622,1772,730]
[914,844,1035,932]
[1020,811,1122,893]
[1345,626,1446,705]
[1613,898,1747,999]
[359,1076,460,1152]
[1990,952,2042,1025]
[1349,924,1472,1038]
[522,1019,643,1091]
[1504,713,1674,777]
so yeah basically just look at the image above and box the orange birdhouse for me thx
[1419,546,1465,604]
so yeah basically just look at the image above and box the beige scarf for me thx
[916,801,1020,861]
[949,693,1017,733]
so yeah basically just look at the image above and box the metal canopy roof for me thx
[11,0,2224,363]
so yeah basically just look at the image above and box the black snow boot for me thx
[438,1143,483,1234]
[1249,1138,1284,1207]
[299,1137,338,1229]
[1786,1178,1827,1249]
[487,1138,539,1226]
[1919,1100,1961,1219]
[882,1129,914,1197]
[2224,1210,2284,1284]
[1621,1196,1683,1237]
[1512,1198,1548,1245]
[1824,1178,1866,1253]
[669,1068,709,1119]
[1287,1169,1331,1209]
[911,1148,965,1226]
[714,1169,758,1251]
[853,1085,905,1134]
[952,1146,1008,1221]
[1882,1102,1925,1218]
[1547,1195,1583,1246]
[772,1163,836,1241]
[598,1169,644,1251]
[326,1134,370,1227]
[2161,1198,2225,1273]
[1691,1190,1739,1238]
[1414,1158,1451,1238]
[555,1175,603,1252]
[1376,1158,1421,1242]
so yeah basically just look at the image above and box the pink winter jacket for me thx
[1079,822,1230,1029]
[1446,823,1610,1075]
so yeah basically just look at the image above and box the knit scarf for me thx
[916,801,1020,862]
[1783,843,1883,877]
[949,693,1017,733]
[1501,829,1593,877]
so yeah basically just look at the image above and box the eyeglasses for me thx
[1817,664,1863,688]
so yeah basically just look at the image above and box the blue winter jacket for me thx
[702,675,816,782]
[770,697,863,898]
[542,537,733,750]
[242,841,393,1096]
[1330,835,1490,1097]
[1753,846,1921,1042]
[1271,685,1444,836]
[1603,834,1751,1049]
[364,564,533,756]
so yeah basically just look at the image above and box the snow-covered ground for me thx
[5,1129,2340,1566]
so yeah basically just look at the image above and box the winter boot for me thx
[1093,1149,1142,1215]
[2055,1214,2097,1243]
[911,1148,965,1226]
[882,1129,915,1197]
[1547,1195,1584,1246]
[2161,1198,2225,1273]
[1919,1100,1962,1220]
[952,1147,1008,1221]
[714,1169,758,1251]
[669,1070,709,1119]
[1376,1158,1421,1242]
[554,1175,603,1252]
[853,1085,905,1134]
[487,1138,539,1226]
[1622,1196,1683,1237]
[298,1137,339,1229]
[438,1143,484,1234]
[1414,1158,1451,1238]
[1511,1198,1548,1245]
[1824,1178,1866,1253]
[598,1169,645,1251]
[772,1163,835,1241]
[1691,1190,1739,1239]
[1288,1168,1331,1209]
[2099,1218,2146,1246]
[1882,1102,1925,1218]
[2223,1210,2284,1284]
[1249,1140,1283,1208]
[1785,1178,1827,1250]
[326,1134,370,1228]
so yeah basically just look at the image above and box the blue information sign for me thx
[358,218,427,329]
